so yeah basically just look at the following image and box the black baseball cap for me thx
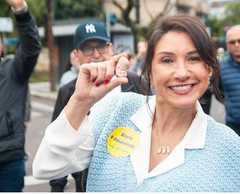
[73,21,110,48]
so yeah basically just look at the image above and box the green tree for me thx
[0,0,104,27]
[27,0,104,26]
[206,16,225,37]
[206,2,240,43]
[0,0,46,26]
[223,2,240,26]
[0,2,11,17]
[27,0,46,26]
[55,0,104,20]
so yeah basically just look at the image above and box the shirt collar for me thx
[130,95,155,133]
[130,96,207,150]
[130,97,208,184]
[182,101,207,149]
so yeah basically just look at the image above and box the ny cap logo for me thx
[85,24,96,33]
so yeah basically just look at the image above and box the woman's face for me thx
[151,31,211,109]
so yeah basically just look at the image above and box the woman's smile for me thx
[168,82,199,95]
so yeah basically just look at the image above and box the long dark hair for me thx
[141,15,223,101]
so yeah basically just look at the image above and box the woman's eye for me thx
[161,57,173,64]
[189,56,201,62]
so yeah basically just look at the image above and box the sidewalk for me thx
[30,82,57,100]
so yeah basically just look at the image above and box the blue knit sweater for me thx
[87,92,240,192]
[220,55,240,124]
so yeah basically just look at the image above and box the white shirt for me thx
[33,97,207,185]
[59,67,78,87]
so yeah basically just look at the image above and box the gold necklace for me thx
[152,112,172,155]
[156,145,171,155]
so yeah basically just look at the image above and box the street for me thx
[23,94,225,192]
[24,96,76,192]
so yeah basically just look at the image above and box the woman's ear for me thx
[207,67,213,85]
[208,67,213,77]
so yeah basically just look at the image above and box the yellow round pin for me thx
[107,127,140,157]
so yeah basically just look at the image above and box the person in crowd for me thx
[33,16,239,192]
[0,0,41,191]
[219,25,240,136]
[130,40,147,76]
[49,20,150,192]
[217,47,225,61]
[59,50,80,87]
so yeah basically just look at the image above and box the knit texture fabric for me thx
[87,92,240,192]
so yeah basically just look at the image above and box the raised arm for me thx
[7,0,41,82]
[33,55,130,179]
[64,55,129,129]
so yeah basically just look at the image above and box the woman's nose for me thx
[174,62,190,81]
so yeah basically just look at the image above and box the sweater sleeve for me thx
[32,110,95,180]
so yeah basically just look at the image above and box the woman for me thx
[33,16,240,192]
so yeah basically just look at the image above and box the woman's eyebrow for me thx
[155,51,175,56]
[187,51,198,55]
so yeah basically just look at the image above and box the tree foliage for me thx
[0,0,45,24]
[206,16,225,37]
[0,2,11,17]
[55,0,104,20]
[224,2,240,26]
[206,2,240,38]
[28,0,46,26]
[0,0,104,26]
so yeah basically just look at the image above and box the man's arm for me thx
[51,88,68,122]
[51,91,64,122]
[8,0,41,82]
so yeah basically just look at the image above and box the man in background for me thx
[0,0,41,191]
[219,25,240,136]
